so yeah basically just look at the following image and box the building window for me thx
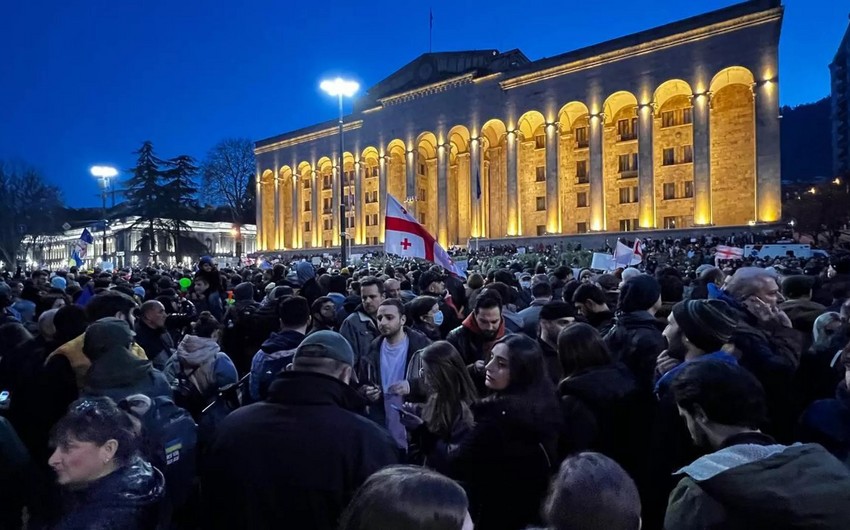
[684,181,694,198]
[662,148,675,166]
[577,192,588,208]
[418,188,426,201]
[576,160,588,183]
[575,127,588,148]
[619,187,631,204]
[323,175,332,189]
[534,135,546,149]
[577,222,588,233]
[303,179,311,189]
[346,216,355,229]
[323,197,332,213]
[663,183,676,200]
[537,225,546,236]
[619,153,638,177]
[535,166,546,182]
[619,219,634,231]
[682,145,693,163]
[323,218,332,231]
[303,222,311,232]
[661,111,675,128]
[365,214,379,227]
[663,216,677,229]
[632,186,639,203]
[304,200,311,212]
[419,163,426,175]
[324,240,332,248]
[682,108,693,124]
[418,213,426,224]
[368,166,378,178]
[618,117,638,141]
[536,197,546,211]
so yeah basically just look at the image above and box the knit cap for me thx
[672,299,738,353]
[618,274,661,313]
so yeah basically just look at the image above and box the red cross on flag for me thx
[385,194,466,277]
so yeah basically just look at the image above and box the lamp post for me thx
[91,166,118,262]
[320,77,359,267]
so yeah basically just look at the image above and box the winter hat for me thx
[695,264,717,278]
[781,275,815,300]
[618,274,661,313]
[539,301,575,321]
[596,274,620,292]
[234,282,255,302]
[294,330,354,366]
[672,299,738,353]
[620,267,641,286]
[51,276,67,290]
[133,286,146,298]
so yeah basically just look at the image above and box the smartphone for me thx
[390,404,413,417]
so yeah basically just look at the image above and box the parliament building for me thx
[254,0,783,251]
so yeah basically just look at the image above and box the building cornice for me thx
[500,7,783,90]
[377,73,475,106]
[254,121,364,154]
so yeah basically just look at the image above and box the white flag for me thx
[385,195,466,277]
[612,240,641,269]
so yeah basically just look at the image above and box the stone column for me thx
[273,176,281,250]
[506,130,519,235]
[589,113,605,231]
[469,138,481,238]
[437,143,449,247]
[405,148,417,217]
[754,80,781,222]
[545,122,560,233]
[255,168,263,250]
[692,92,712,225]
[291,176,300,249]
[354,160,363,245]
[312,171,320,248]
[637,103,656,228]
[379,155,388,242]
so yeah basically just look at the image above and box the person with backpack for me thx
[220,282,262,376]
[164,311,238,419]
[248,296,310,402]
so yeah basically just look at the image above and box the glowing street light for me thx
[320,77,359,267]
[91,165,118,262]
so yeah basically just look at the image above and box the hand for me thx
[388,380,410,396]
[741,296,773,323]
[364,386,382,403]
[474,360,486,373]
[399,404,424,429]
[656,351,681,378]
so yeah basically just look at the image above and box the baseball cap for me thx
[293,330,354,366]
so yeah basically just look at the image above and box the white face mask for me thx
[520,281,531,290]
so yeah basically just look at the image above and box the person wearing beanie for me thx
[595,274,620,310]
[203,329,399,530]
[50,276,67,291]
[603,274,666,392]
[779,275,825,350]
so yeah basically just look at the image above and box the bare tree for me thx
[200,138,256,224]
[0,161,64,269]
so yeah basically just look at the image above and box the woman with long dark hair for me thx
[448,333,561,530]
[399,341,477,473]
[339,465,473,530]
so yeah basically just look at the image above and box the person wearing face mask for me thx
[407,296,444,341]
[419,270,461,339]
[43,397,165,530]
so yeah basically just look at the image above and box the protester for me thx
[134,300,174,371]
[248,295,309,401]
[572,283,615,335]
[203,331,399,530]
[340,276,384,365]
[339,465,473,530]
[518,281,553,336]
[536,301,575,384]
[665,360,850,528]
[406,295,443,341]
[446,291,510,391]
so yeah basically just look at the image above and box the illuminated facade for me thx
[255,0,783,251]
[832,15,850,178]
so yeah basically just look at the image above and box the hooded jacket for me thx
[603,310,667,392]
[202,371,399,530]
[133,320,174,372]
[446,312,509,367]
[49,456,165,530]
[82,318,171,403]
[164,335,238,397]
[295,262,323,306]
[248,329,305,401]
[665,434,850,529]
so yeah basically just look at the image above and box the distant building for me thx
[23,217,256,270]
[832,15,850,178]
[255,0,783,251]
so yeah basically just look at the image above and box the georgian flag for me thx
[715,245,744,260]
[384,194,466,277]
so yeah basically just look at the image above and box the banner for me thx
[70,228,94,267]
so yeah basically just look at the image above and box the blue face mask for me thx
[433,310,444,326]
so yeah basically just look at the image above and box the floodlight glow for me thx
[91,166,118,178]
[320,78,359,98]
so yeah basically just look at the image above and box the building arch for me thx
[480,119,508,238]
[709,66,755,94]
[603,91,638,125]
[297,162,314,248]
[601,91,639,231]
[260,169,275,250]
[447,126,471,244]
[557,102,591,234]
[516,111,547,236]
[654,79,693,108]
[278,166,294,249]
[386,139,407,204]
[652,80,696,230]
[416,132,438,234]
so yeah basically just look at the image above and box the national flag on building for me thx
[70,228,94,267]
[715,245,744,260]
[385,194,466,277]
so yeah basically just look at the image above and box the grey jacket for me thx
[339,307,379,366]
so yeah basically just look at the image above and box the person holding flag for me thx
[70,228,94,267]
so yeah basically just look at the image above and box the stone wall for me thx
[519,138,547,236]
[654,95,696,228]
[711,84,756,225]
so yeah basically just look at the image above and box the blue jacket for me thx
[799,381,850,465]
[249,329,305,401]
[655,351,738,397]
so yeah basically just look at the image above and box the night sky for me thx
[1,0,846,208]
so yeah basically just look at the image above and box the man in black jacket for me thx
[203,330,399,530]
[134,300,174,371]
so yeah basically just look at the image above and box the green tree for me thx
[162,154,199,260]
[0,161,64,269]
[200,138,256,224]
[124,141,170,262]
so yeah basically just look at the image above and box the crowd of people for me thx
[2,238,850,530]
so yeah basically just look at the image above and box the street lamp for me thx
[91,165,118,262]
[320,77,359,268]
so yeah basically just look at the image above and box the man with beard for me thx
[665,360,850,528]
[446,291,510,391]
[340,276,384,366]
[309,297,337,334]
[572,283,615,335]
[536,301,575,384]
[357,299,431,452]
